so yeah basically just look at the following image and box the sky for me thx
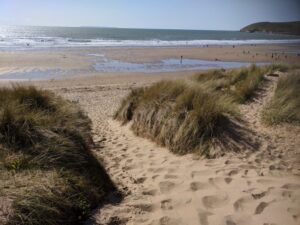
[0,0,300,30]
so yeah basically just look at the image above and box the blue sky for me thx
[1,0,300,30]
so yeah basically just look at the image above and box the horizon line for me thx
[0,24,239,31]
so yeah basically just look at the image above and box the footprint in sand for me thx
[170,160,181,165]
[191,170,212,178]
[226,219,237,225]
[167,168,177,173]
[164,174,178,179]
[281,183,300,190]
[136,153,145,157]
[152,167,165,173]
[157,216,181,225]
[228,169,239,176]
[287,207,300,221]
[149,154,155,158]
[233,196,252,212]
[197,209,213,225]
[190,182,210,191]
[161,199,173,210]
[152,175,160,180]
[254,200,275,215]
[208,177,228,188]
[142,189,157,196]
[134,177,147,184]
[121,147,128,152]
[224,177,233,184]
[251,191,267,200]
[281,190,293,198]
[122,165,134,171]
[132,203,155,213]
[256,179,279,185]
[159,181,176,194]
[202,193,229,209]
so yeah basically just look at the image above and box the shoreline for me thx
[1,37,300,50]
[0,44,299,81]
[1,43,300,52]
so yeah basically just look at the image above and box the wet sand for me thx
[0,44,299,80]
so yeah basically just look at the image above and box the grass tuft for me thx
[115,80,238,156]
[262,72,300,125]
[0,85,115,225]
[193,64,266,103]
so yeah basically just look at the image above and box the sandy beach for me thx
[1,45,300,225]
[1,44,300,80]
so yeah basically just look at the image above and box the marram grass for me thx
[115,80,239,157]
[0,85,115,225]
[115,64,292,156]
[262,72,300,125]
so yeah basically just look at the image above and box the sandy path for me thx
[52,74,300,225]
[90,119,300,225]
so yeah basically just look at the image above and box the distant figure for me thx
[26,43,30,47]
[180,56,183,64]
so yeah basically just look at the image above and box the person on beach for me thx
[180,56,183,64]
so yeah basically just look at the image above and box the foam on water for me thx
[1,38,300,50]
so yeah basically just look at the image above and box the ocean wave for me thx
[0,37,300,50]
[68,39,92,43]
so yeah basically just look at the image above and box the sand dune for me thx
[41,72,300,225]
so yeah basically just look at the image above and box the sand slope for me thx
[28,71,300,225]
[62,74,300,225]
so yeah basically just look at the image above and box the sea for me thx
[1,25,300,50]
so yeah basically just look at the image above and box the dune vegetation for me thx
[193,64,267,103]
[115,80,239,156]
[262,72,300,125]
[115,64,286,157]
[0,86,115,225]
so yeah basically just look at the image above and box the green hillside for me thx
[240,21,300,36]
